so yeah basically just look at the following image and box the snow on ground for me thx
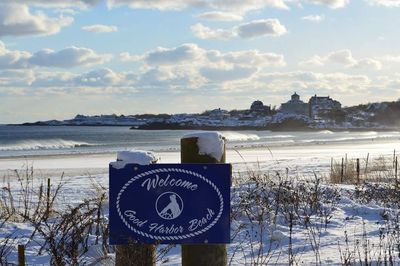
[1,148,400,265]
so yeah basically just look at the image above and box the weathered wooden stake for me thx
[340,158,344,183]
[181,135,227,266]
[116,243,155,266]
[356,158,360,184]
[365,153,369,180]
[395,156,398,184]
[18,245,25,266]
[46,178,51,216]
[115,152,156,266]
[393,149,396,168]
[330,157,333,180]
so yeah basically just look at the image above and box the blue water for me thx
[0,126,187,157]
[1,126,400,158]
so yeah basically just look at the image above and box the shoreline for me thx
[6,123,399,132]
[1,139,400,178]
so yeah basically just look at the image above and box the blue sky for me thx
[0,0,400,123]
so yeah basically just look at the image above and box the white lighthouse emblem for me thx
[155,192,183,220]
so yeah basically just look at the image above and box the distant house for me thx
[250,100,271,114]
[309,95,341,120]
[280,92,309,115]
[203,108,230,119]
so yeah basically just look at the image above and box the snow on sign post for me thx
[109,163,231,244]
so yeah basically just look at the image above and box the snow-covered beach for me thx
[2,127,400,265]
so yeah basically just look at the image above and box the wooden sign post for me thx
[109,143,230,265]
[181,134,228,266]
[113,152,156,266]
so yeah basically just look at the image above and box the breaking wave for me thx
[0,139,92,151]
[261,134,294,139]
[223,132,260,141]
[317,130,334,134]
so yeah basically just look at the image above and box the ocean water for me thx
[1,126,400,177]
[2,126,400,158]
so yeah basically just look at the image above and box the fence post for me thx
[340,158,344,183]
[116,244,155,266]
[46,178,51,216]
[181,133,227,266]
[18,245,25,266]
[365,153,369,180]
[395,156,398,185]
[356,158,360,184]
[115,150,156,266]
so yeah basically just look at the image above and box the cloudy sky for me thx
[0,0,400,123]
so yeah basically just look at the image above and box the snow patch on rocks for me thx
[182,131,225,161]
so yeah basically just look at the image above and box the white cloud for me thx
[326,49,357,65]
[121,43,286,90]
[301,14,325,22]
[129,43,286,68]
[144,43,204,65]
[236,19,287,39]
[0,42,111,69]
[1,44,287,95]
[137,67,205,90]
[304,0,349,9]
[210,0,289,12]
[0,70,35,86]
[73,68,126,86]
[108,0,354,11]
[29,47,112,68]
[82,24,118,33]
[2,0,100,9]
[107,0,195,10]
[31,68,129,88]
[257,71,371,93]
[195,11,243,21]
[200,66,258,82]
[0,41,31,69]
[107,0,289,13]
[205,49,286,67]
[353,58,383,70]
[379,55,400,63]
[191,23,234,40]
[31,71,76,87]
[192,19,287,40]
[366,0,400,7]
[299,55,325,67]
[300,49,383,70]
[0,3,73,37]
[119,52,144,62]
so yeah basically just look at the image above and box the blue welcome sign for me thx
[109,163,231,244]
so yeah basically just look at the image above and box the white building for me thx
[309,95,341,120]
[280,92,309,115]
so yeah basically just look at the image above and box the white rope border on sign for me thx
[116,168,224,241]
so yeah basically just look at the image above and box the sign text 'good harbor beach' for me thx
[109,164,231,244]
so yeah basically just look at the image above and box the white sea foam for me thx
[261,134,294,139]
[0,139,91,151]
[359,131,378,136]
[222,132,260,141]
[301,135,383,143]
[317,130,334,134]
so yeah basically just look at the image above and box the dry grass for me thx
[0,166,110,265]
[330,153,400,184]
